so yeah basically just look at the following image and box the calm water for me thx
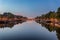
[0,21,59,40]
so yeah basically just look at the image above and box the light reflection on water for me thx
[0,21,58,40]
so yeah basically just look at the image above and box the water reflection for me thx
[0,19,60,40]
[35,20,60,40]
[0,20,26,28]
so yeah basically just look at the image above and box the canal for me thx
[0,21,59,40]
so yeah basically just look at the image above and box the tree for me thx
[56,7,60,19]
[42,11,55,19]
[3,12,14,18]
[57,7,60,12]
[49,11,55,18]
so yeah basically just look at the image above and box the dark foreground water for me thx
[0,21,59,40]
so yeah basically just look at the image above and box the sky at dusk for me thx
[0,0,60,17]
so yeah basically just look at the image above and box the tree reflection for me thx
[0,20,26,28]
[56,28,60,40]
[35,20,60,40]
[36,21,56,32]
